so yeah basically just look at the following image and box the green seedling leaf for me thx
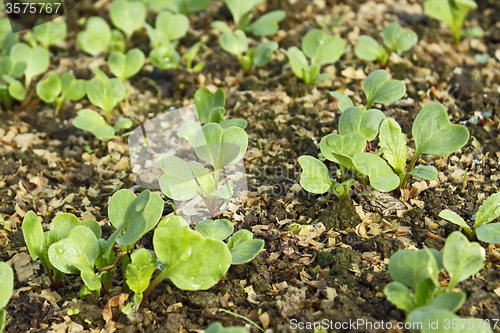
[126,248,156,294]
[425,0,478,42]
[73,109,115,141]
[219,30,248,56]
[281,47,309,82]
[415,278,437,307]
[193,123,248,170]
[194,87,226,124]
[474,192,500,227]
[48,225,99,274]
[33,20,67,49]
[51,213,102,239]
[110,29,127,54]
[181,41,203,69]
[206,322,249,333]
[421,308,493,333]
[223,0,262,26]
[384,281,416,312]
[247,10,285,37]
[412,103,470,158]
[211,183,233,199]
[155,11,190,41]
[338,106,385,141]
[379,118,408,175]
[320,132,366,168]
[302,29,345,65]
[227,229,264,265]
[178,120,201,146]
[108,189,163,233]
[329,91,353,111]
[363,69,406,108]
[407,165,438,181]
[354,35,388,64]
[298,155,333,194]
[116,190,163,246]
[387,248,442,290]
[0,262,14,309]
[114,117,133,131]
[22,211,44,260]
[78,265,101,291]
[464,26,484,37]
[195,219,234,241]
[0,56,26,78]
[443,231,485,289]
[252,41,278,67]
[352,152,400,192]
[77,17,111,56]
[406,292,467,325]
[108,49,145,82]
[110,0,146,40]
[220,118,248,129]
[382,22,418,53]
[8,80,26,101]
[149,43,181,70]
[211,21,233,34]
[152,0,211,14]
[476,223,500,244]
[36,70,61,104]
[10,43,50,87]
[159,155,200,201]
[86,77,126,120]
[154,216,232,290]
[439,210,471,232]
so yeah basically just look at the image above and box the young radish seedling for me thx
[36,71,86,115]
[0,262,13,333]
[107,48,145,82]
[384,231,490,332]
[282,29,345,84]
[0,56,26,108]
[439,192,500,244]
[217,29,278,74]
[77,17,126,55]
[10,42,49,88]
[109,0,146,43]
[355,22,418,66]
[424,0,478,43]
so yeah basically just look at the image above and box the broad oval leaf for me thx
[51,213,102,239]
[387,248,442,290]
[194,87,226,124]
[379,118,408,174]
[384,281,416,312]
[126,248,156,294]
[108,48,145,82]
[475,192,500,227]
[110,0,146,40]
[412,103,470,157]
[87,77,126,115]
[73,109,115,141]
[0,262,14,309]
[33,21,67,49]
[76,17,111,56]
[108,189,137,228]
[252,41,278,67]
[382,22,418,53]
[319,132,366,168]
[476,223,500,244]
[195,219,234,241]
[149,43,181,70]
[193,123,248,170]
[247,10,285,37]
[407,165,438,181]
[353,152,400,192]
[22,210,44,260]
[443,231,485,289]
[363,69,406,108]
[8,80,26,101]
[36,71,61,103]
[223,0,262,25]
[159,155,200,201]
[156,11,189,41]
[281,47,309,82]
[329,91,353,111]
[298,155,333,194]
[302,29,345,65]
[220,118,248,129]
[153,216,232,290]
[227,229,264,265]
[355,35,383,61]
[60,72,86,101]
[10,43,50,87]
[421,308,492,333]
[219,30,248,56]
[338,106,386,141]
[48,225,99,274]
